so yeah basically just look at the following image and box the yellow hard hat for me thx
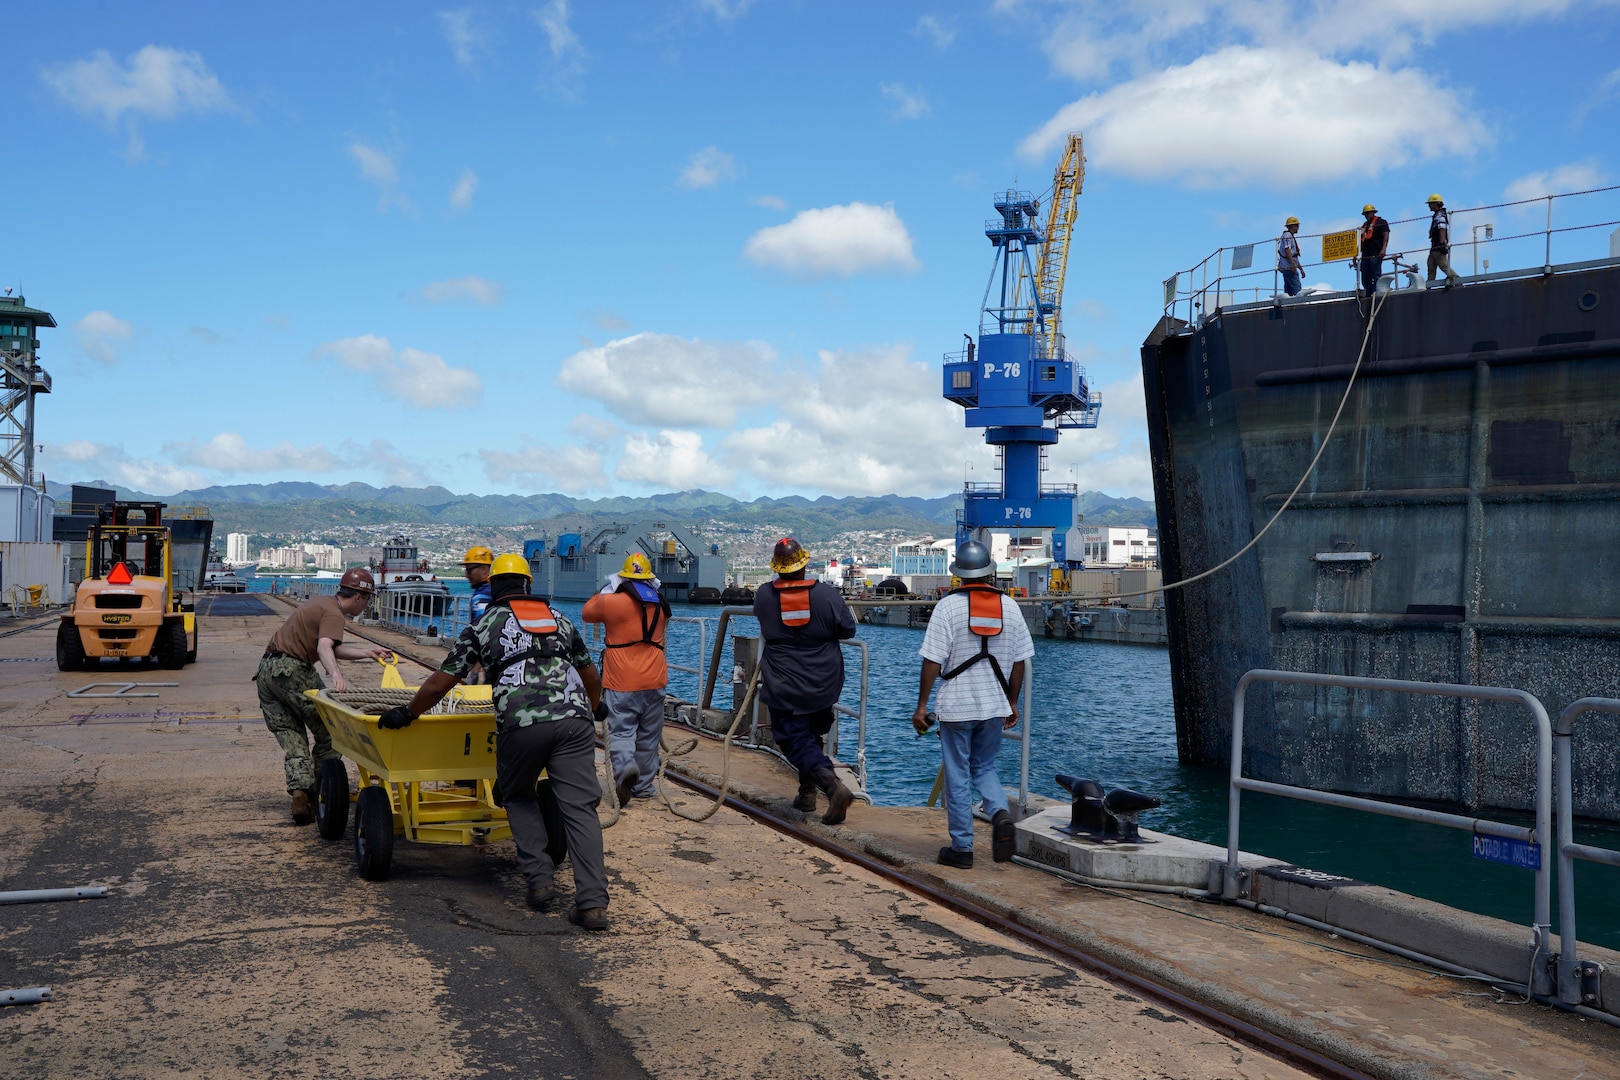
[621,553,654,580]
[489,553,531,581]
[462,545,494,566]
[1427,193,1443,205]
[1362,203,1377,214]
[770,537,810,574]
[1284,216,1299,226]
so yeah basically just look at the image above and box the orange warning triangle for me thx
[107,562,133,584]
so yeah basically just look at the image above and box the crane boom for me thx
[1035,133,1084,358]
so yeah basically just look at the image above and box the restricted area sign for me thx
[1471,832,1541,870]
[1322,229,1358,261]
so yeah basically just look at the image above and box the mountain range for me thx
[48,480,1157,541]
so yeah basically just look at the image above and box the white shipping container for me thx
[0,485,56,543]
[0,541,70,609]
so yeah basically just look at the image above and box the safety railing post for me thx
[1018,660,1032,819]
[1553,697,1620,1008]
[1545,195,1554,270]
[1224,670,1554,983]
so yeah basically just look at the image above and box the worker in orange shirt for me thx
[582,553,670,807]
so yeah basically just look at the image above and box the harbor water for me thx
[251,576,1620,950]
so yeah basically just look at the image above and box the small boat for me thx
[372,537,452,617]
[203,554,250,593]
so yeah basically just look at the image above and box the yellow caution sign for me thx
[1322,229,1358,262]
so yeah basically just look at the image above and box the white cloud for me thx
[314,334,482,410]
[41,46,233,125]
[348,142,411,212]
[74,311,134,365]
[557,332,775,426]
[678,146,737,189]
[1024,46,1488,187]
[479,438,609,493]
[450,167,478,210]
[416,276,504,305]
[743,202,920,277]
[45,439,207,495]
[617,430,733,489]
[753,194,788,210]
[355,438,433,488]
[720,345,985,497]
[880,82,930,121]
[567,414,621,446]
[439,10,487,71]
[914,15,956,49]
[696,0,756,19]
[533,0,585,93]
[166,433,345,473]
[1504,162,1608,203]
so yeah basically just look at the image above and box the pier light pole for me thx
[1471,223,1494,276]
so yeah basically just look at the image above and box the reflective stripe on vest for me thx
[775,578,815,626]
[507,597,558,635]
[965,586,1003,636]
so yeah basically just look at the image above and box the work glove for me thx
[593,701,609,722]
[378,705,415,730]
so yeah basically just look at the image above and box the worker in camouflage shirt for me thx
[379,555,610,931]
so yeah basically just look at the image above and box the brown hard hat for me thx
[339,567,377,594]
[770,537,810,573]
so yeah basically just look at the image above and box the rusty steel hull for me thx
[1142,264,1620,821]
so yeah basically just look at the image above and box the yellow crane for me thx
[1034,132,1085,359]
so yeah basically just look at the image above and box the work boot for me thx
[792,774,818,813]
[991,809,1016,863]
[290,790,314,826]
[812,766,853,826]
[526,885,559,912]
[569,906,609,932]
[937,847,973,869]
[614,765,640,809]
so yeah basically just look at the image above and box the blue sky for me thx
[14,1,1620,502]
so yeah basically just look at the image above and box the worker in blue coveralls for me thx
[753,537,857,825]
[463,546,494,622]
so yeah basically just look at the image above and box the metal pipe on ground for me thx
[1,987,52,1006]
[0,886,110,905]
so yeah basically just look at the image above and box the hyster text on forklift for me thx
[56,502,198,671]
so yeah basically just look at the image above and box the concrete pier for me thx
[2,596,1616,1078]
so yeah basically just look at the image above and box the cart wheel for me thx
[316,758,350,842]
[536,776,568,866]
[354,786,394,881]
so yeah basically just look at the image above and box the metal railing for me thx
[1162,184,1620,326]
[1554,698,1620,1007]
[665,616,709,711]
[1222,669,1554,994]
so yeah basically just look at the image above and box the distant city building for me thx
[259,547,305,569]
[226,532,250,563]
[304,543,344,570]
[1079,526,1157,567]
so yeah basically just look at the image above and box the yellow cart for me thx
[307,685,543,881]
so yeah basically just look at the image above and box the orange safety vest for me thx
[483,596,572,681]
[774,578,815,627]
[942,584,1010,693]
[508,597,559,635]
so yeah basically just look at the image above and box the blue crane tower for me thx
[942,154,1101,571]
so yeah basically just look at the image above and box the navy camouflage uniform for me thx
[256,653,336,795]
[441,604,608,909]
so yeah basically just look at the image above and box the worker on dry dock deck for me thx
[1277,216,1304,296]
[1426,193,1462,289]
[1359,203,1389,295]
[256,567,391,825]
[582,553,670,807]
[910,540,1032,869]
[753,537,857,825]
[377,554,611,931]
[463,545,495,622]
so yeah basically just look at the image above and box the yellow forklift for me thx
[56,502,198,671]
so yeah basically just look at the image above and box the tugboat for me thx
[371,537,452,617]
[203,553,250,593]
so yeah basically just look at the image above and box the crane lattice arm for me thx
[1035,133,1084,359]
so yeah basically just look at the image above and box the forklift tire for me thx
[316,758,350,841]
[158,621,188,670]
[55,622,88,672]
[354,786,395,881]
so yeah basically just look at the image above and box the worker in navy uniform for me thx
[910,540,1034,869]
[1425,194,1462,289]
[378,554,611,931]
[752,537,857,824]
[1358,203,1390,296]
[1277,216,1305,297]
[256,567,391,825]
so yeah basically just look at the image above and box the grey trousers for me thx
[606,688,665,797]
[497,715,609,910]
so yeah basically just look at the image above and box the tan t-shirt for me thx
[267,595,348,663]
